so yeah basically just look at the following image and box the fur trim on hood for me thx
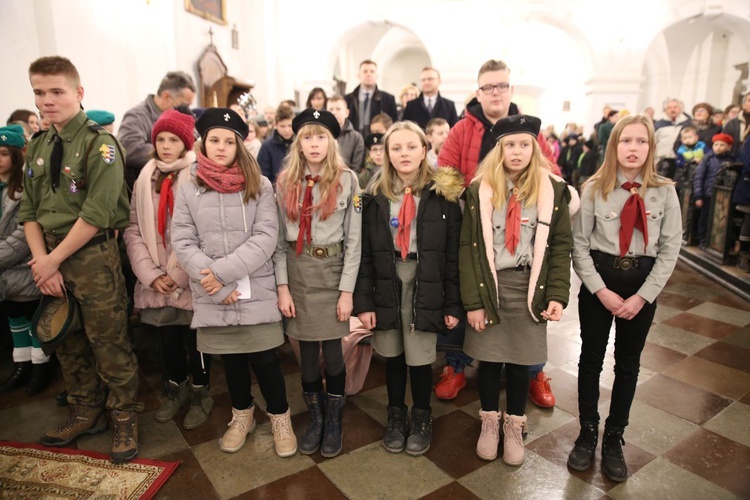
[430,167,465,202]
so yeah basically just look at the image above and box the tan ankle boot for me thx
[111,410,139,464]
[476,410,501,461]
[219,406,256,453]
[502,413,527,466]
[41,404,107,446]
[268,409,297,457]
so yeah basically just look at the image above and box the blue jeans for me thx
[529,363,545,378]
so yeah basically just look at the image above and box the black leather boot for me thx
[320,393,346,458]
[299,391,325,455]
[0,361,32,394]
[383,406,409,453]
[567,422,598,471]
[602,425,628,482]
[405,408,432,456]
[25,363,52,396]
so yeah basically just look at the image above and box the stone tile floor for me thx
[1,261,749,498]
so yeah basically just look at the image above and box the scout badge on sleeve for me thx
[353,193,363,213]
[31,292,82,356]
[99,143,116,164]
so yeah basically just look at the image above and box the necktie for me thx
[396,187,416,260]
[362,93,371,130]
[50,134,63,192]
[619,181,648,257]
[296,175,320,255]
[427,98,434,113]
[157,173,175,248]
[505,188,521,255]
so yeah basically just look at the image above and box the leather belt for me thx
[591,250,654,270]
[290,241,343,258]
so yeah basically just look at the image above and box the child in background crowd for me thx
[675,125,706,171]
[259,104,295,185]
[0,128,47,396]
[693,133,735,248]
[369,113,393,135]
[328,95,365,172]
[425,118,450,169]
[359,133,385,189]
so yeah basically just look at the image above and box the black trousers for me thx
[222,349,288,414]
[159,325,211,386]
[577,253,657,428]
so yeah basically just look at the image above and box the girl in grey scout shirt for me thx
[274,108,362,458]
[568,114,681,482]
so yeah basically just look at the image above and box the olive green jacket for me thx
[18,111,129,236]
[459,171,577,325]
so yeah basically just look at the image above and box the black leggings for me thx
[222,349,288,414]
[299,339,346,395]
[478,362,530,416]
[385,352,432,411]
[160,325,211,386]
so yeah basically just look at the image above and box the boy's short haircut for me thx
[328,95,347,108]
[477,59,510,80]
[360,59,377,68]
[157,71,196,95]
[681,125,698,136]
[426,117,449,136]
[275,104,295,123]
[370,113,393,129]
[28,56,81,87]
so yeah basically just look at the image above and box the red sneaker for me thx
[529,372,555,408]
[434,366,466,400]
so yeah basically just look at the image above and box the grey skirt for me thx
[285,247,350,341]
[463,267,547,365]
[197,322,284,355]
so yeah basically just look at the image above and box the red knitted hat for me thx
[151,109,195,151]
[712,133,733,146]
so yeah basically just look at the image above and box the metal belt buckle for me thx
[313,247,328,258]
[618,257,633,270]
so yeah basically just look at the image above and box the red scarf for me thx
[196,151,245,194]
[396,187,416,260]
[157,173,175,247]
[505,188,521,255]
[296,175,320,255]
[619,181,648,257]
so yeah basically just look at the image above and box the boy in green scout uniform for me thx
[18,56,143,464]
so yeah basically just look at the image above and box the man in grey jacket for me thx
[118,71,196,190]
[327,95,364,172]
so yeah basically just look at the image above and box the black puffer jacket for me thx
[353,168,465,334]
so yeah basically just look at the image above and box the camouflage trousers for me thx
[47,233,143,411]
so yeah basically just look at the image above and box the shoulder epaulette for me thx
[31,129,46,140]
[87,121,107,133]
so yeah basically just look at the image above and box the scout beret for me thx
[292,108,340,139]
[152,109,196,150]
[0,128,26,149]
[85,110,115,126]
[31,293,82,356]
[490,114,542,142]
[712,133,733,146]
[196,107,249,140]
[365,133,385,149]
[2,124,26,137]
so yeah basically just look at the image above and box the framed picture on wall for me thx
[185,0,227,25]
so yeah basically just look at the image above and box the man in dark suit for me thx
[345,60,398,137]
[403,67,458,130]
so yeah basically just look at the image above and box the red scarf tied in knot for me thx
[157,173,175,247]
[619,181,648,257]
[396,187,417,260]
[296,175,320,255]
[505,188,521,255]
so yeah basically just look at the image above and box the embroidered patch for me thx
[99,144,116,164]
[353,193,362,213]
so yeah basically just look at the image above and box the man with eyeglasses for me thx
[435,59,557,409]
[402,67,458,131]
[438,59,555,187]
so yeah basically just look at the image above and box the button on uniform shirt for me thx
[18,111,129,236]
[274,168,362,292]
[492,182,538,270]
[572,171,682,303]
